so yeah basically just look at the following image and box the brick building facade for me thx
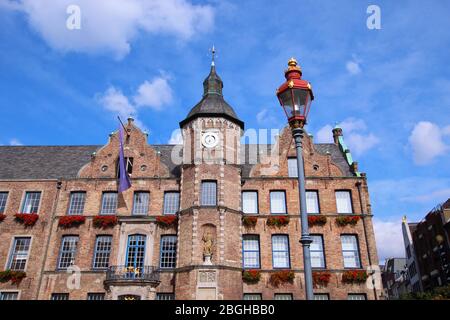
[0,61,381,300]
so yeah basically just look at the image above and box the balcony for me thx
[104,266,160,286]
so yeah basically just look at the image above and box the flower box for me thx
[335,216,360,227]
[242,216,258,228]
[0,270,27,285]
[266,216,290,228]
[155,215,178,229]
[58,215,86,229]
[269,270,295,287]
[0,214,6,222]
[242,270,261,284]
[308,215,327,227]
[93,215,118,229]
[342,270,368,284]
[313,271,331,287]
[14,213,39,226]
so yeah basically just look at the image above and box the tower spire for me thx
[211,45,216,67]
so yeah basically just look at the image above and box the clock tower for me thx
[175,52,245,299]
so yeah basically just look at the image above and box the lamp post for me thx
[276,58,314,300]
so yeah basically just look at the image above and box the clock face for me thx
[202,132,219,148]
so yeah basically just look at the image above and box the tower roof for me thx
[179,57,244,129]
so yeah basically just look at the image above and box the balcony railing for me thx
[105,266,160,285]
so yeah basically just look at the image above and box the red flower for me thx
[156,215,178,229]
[14,213,39,227]
[242,270,261,284]
[313,271,331,287]
[0,214,6,222]
[93,215,118,229]
[58,215,86,228]
[308,215,327,226]
[0,270,26,285]
[266,216,290,228]
[242,216,258,228]
[342,270,368,283]
[336,216,360,227]
[269,270,295,287]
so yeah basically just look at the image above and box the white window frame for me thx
[242,191,258,214]
[287,158,298,177]
[306,191,320,214]
[270,191,287,214]
[335,190,353,214]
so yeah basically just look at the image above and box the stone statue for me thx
[202,231,214,257]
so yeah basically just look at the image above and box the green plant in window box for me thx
[335,216,360,227]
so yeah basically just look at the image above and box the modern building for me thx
[381,258,408,299]
[407,199,450,292]
[0,59,381,300]
[401,216,423,294]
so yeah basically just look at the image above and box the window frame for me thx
[125,234,147,270]
[313,293,330,300]
[243,293,262,300]
[132,191,150,216]
[163,191,180,215]
[7,236,32,271]
[51,293,69,300]
[92,235,113,270]
[271,234,291,269]
[87,293,105,300]
[67,191,86,215]
[200,180,217,207]
[0,291,19,300]
[340,234,362,269]
[347,293,367,300]
[116,157,134,178]
[0,191,9,214]
[287,157,298,178]
[20,191,42,214]
[335,190,354,214]
[274,293,293,300]
[159,235,177,269]
[242,234,261,269]
[156,293,175,300]
[242,190,259,214]
[57,235,79,270]
[100,192,118,215]
[269,190,287,215]
[310,234,326,269]
[306,190,321,214]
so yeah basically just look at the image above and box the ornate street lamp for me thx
[276,58,314,300]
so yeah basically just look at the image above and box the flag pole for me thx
[117,116,129,136]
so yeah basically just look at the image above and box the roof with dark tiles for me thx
[0,142,353,180]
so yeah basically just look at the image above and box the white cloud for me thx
[316,124,333,143]
[4,0,214,59]
[134,77,173,110]
[373,218,405,262]
[9,138,23,146]
[168,129,183,144]
[409,121,450,165]
[96,77,174,131]
[370,177,450,206]
[97,87,136,119]
[346,61,361,75]
[255,107,282,128]
[315,118,379,156]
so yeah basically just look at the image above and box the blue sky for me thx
[0,0,449,262]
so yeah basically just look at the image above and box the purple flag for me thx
[118,126,131,193]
